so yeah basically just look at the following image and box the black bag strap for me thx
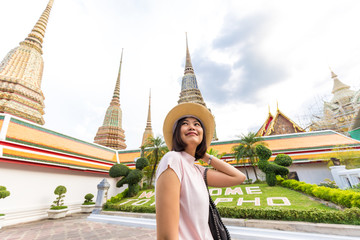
[204,168,209,188]
[203,168,231,240]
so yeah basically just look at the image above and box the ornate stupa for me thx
[94,49,127,150]
[0,0,54,125]
[178,33,218,140]
[141,90,154,147]
[256,104,305,136]
[311,69,360,134]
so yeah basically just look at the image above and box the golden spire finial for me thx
[268,104,271,114]
[112,48,123,103]
[20,0,54,54]
[147,89,152,123]
[276,101,279,111]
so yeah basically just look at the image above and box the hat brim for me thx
[163,103,215,150]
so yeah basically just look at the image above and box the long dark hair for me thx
[172,117,207,159]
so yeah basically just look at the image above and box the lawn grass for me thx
[109,183,336,211]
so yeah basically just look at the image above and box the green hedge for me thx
[104,203,156,213]
[103,202,360,225]
[218,207,360,225]
[277,177,360,208]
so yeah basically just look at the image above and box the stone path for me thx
[0,213,156,240]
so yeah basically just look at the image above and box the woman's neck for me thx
[184,146,196,157]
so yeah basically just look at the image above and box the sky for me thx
[1,0,360,150]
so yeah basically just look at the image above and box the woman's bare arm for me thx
[203,153,246,187]
[156,168,181,240]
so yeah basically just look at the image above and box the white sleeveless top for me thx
[156,151,213,240]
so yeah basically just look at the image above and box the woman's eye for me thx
[195,123,200,126]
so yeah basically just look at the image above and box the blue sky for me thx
[1,0,360,149]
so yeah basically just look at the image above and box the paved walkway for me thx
[0,213,156,240]
[1,212,360,240]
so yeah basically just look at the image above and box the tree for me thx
[232,132,264,181]
[232,144,250,180]
[143,136,169,187]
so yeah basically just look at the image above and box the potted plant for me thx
[47,185,68,219]
[0,186,10,229]
[81,193,95,213]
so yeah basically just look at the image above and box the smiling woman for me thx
[155,102,246,240]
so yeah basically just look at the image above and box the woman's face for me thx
[180,117,203,147]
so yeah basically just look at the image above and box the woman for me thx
[156,102,246,240]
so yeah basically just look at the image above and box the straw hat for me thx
[163,102,215,150]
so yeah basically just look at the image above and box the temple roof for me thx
[2,113,360,173]
[256,107,274,136]
[256,105,305,136]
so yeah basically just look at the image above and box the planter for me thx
[0,215,4,229]
[81,204,95,213]
[47,208,68,219]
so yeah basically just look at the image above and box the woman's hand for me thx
[203,153,246,188]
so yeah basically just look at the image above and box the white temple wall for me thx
[238,161,332,185]
[0,162,123,227]
[288,162,333,184]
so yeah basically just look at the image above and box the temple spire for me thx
[20,0,54,54]
[0,0,55,125]
[331,69,350,94]
[146,89,152,125]
[141,89,154,147]
[184,32,194,75]
[94,50,126,150]
[177,34,218,140]
[111,48,123,105]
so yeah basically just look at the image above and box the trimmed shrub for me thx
[136,157,149,170]
[51,185,67,209]
[318,179,338,189]
[274,154,292,167]
[127,169,144,185]
[256,145,292,186]
[0,186,10,199]
[109,164,130,178]
[83,193,95,205]
[109,159,148,197]
[106,189,129,205]
[279,179,360,209]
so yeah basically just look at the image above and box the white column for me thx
[330,166,346,189]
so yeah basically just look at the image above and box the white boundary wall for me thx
[240,162,333,184]
[0,161,124,227]
[330,166,360,189]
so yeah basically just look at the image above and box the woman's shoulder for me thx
[156,151,184,181]
[161,151,182,161]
